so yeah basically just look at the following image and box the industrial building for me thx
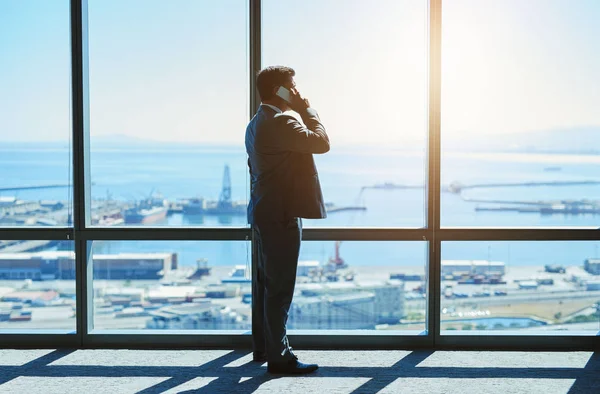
[0,251,177,280]
[92,252,177,280]
[289,292,376,330]
[441,260,506,277]
[288,280,405,330]
[145,301,249,330]
[584,259,600,275]
[585,280,600,291]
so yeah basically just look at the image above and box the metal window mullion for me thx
[303,228,431,241]
[439,228,600,241]
[249,0,261,338]
[428,0,442,347]
[249,0,261,116]
[71,0,92,345]
[77,228,428,241]
[76,227,252,241]
[0,228,73,241]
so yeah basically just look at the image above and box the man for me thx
[245,66,330,374]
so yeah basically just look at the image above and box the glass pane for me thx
[90,240,426,333]
[0,240,75,332]
[442,0,600,227]
[0,1,72,227]
[87,1,249,227]
[441,241,600,335]
[263,0,428,227]
[90,240,251,331]
[292,241,427,333]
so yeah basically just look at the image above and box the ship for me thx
[124,193,168,224]
[181,197,205,215]
[180,164,366,216]
[182,165,246,215]
[124,205,168,224]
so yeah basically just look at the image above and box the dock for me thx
[0,184,71,192]
[326,205,367,213]
[362,183,424,191]
[362,180,600,194]
[476,204,600,215]
[447,180,600,193]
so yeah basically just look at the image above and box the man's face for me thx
[283,77,296,92]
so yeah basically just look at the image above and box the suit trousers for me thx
[252,217,302,362]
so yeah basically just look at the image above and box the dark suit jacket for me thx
[245,105,330,224]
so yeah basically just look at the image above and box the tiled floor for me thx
[0,349,597,393]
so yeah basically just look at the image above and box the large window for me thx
[89,241,426,333]
[263,0,428,228]
[441,241,600,335]
[261,0,429,338]
[90,241,251,331]
[292,241,426,332]
[441,0,600,228]
[86,0,249,227]
[0,1,72,227]
[0,240,75,332]
[1,0,598,350]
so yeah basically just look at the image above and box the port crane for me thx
[328,241,348,269]
[218,165,232,209]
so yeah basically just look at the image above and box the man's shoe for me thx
[267,359,319,374]
[253,352,267,362]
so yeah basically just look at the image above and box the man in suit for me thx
[245,66,330,374]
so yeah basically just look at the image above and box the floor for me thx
[0,349,598,393]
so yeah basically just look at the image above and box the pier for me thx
[453,180,600,215]
[463,198,549,206]
[476,204,600,215]
[447,180,600,193]
[326,206,367,213]
[0,184,71,192]
[361,179,600,217]
[362,180,600,194]
[361,183,424,191]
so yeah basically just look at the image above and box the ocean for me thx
[2,144,600,271]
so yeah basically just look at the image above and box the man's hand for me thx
[289,88,310,112]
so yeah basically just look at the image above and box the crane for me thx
[218,164,232,208]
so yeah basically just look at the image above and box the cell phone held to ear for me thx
[276,86,292,103]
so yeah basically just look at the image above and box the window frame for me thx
[0,0,597,350]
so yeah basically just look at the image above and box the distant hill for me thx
[90,134,169,148]
[3,127,599,154]
[444,127,600,154]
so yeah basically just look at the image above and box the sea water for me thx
[2,144,599,270]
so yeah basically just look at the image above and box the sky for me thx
[0,0,598,145]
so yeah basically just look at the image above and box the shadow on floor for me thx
[1,350,598,393]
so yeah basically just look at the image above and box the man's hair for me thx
[256,66,295,101]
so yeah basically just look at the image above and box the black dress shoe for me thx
[253,352,267,362]
[267,359,319,374]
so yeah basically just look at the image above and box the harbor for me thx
[2,147,600,331]
[2,153,599,227]
[1,239,599,332]
[0,164,367,226]
[0,241,405,330]
[361,179,600,216]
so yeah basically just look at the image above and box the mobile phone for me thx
[276,86,292,103]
